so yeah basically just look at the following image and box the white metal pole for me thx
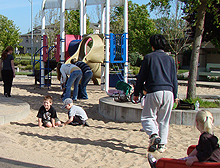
[83,0,87,35]
[41,1,46,88]
[80,0,83,36]
[101,4,105,90]
[105,0,110,92]
[124,0,128,83]
[28,0,34,70]
[60,0,65,63]
[101,4,105,34]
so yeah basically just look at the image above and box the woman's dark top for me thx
[196,132,220,162]
[2,54,14,70]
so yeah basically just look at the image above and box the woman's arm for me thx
[11,60,15,77]
[188,148,198,157]
[0,59,2,71]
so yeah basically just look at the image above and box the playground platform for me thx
[0,97,30,125]
[99,96,220,126]
[99,80,220,126]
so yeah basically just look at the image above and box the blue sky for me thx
[0,0,149,34]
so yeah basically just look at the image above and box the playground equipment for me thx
[40,0,128,91]
[65,34,104,84]
[155,145,220,168]
[32,35,60,88]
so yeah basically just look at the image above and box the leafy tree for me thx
[150,0,217,99]
[0,15,21,53]
[34,9,93,45]
[183,1,220,49]
[34,9,60,47]
[153,1,190,71]
[110,1,158,56]
[65,10,93,35]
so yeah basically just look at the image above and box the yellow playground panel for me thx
[65,34,104,84]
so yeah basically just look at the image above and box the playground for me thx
[1,0,220,167]
[0,77,220,167]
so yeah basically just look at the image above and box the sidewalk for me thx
[178,80,220,88]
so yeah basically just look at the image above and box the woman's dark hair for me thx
[56,62,62,81]
[1,46,13,60]
[149,34,167,50]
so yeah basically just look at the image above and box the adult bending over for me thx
[133,34,178,153]
[57,63,82,101]
[0,46,15,97]
[71,59,93,99]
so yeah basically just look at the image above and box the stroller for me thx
[113,80,132,102]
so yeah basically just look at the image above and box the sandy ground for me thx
[0,77,220,168]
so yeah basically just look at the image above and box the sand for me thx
[0,76,220,168]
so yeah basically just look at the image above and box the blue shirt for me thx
[134,50,178,99]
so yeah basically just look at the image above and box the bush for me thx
[21,60,31,66]
[128,52,143,66]
[34,62,40,70]
[24,65,33,70]
[130,66,140,75]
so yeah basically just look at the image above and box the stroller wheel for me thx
[130,92,142,104]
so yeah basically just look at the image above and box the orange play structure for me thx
[155,145,220,168]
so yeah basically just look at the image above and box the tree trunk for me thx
[175,53,179,72]
[186,0,207,99]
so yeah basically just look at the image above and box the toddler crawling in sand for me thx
[62,98,89,127]
[37,95,62,128]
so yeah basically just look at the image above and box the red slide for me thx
[156,145,220,168]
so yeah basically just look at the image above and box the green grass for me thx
[15,71,57,76]
[178,69,189,74]
[15,72,33,75]
[183,97,220,108]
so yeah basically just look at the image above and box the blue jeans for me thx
[79,70,93,99]
[62,70,82,101]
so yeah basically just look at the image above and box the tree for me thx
[183,1,220,49]
[65,10,93,35]
[34,9,93,44]
[184,0,208,99]
[150,0,215,99]
[153,0,190,72]
[34,9,60,47]
[110,1,157,56]
[0,15,21,52]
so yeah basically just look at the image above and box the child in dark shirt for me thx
[148,110,220,168]
[37,95,62,128]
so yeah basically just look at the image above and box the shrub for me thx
[24,65,33,70]
[130,66,140,75]
[21,60,31,66]
[128,52,143,66]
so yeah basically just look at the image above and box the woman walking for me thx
[0,46,15,97]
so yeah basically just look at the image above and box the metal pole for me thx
[60,0,65,63]
[41,0,46,88]
[80,0,83,36]
[105,0,110,92]
[28,0,33,71]
[124,0,128,83]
